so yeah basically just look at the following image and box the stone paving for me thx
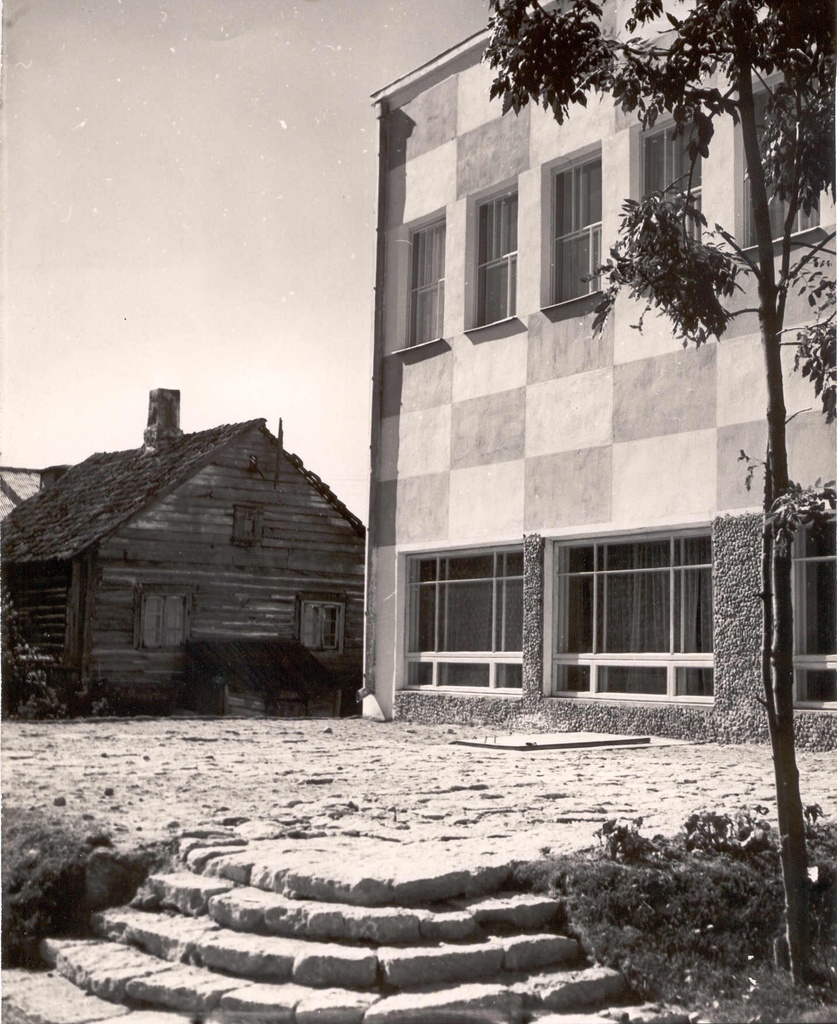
[3,717,837,861]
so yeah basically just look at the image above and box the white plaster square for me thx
[525,368,613,457]
[716,333,766,426]
[448,460,525,541]
[456,60,502,137]
[396,405,452,479]
[611,428,717,526]
[451,329,528,403]
[612,295,686,364]
[386,140,457,230]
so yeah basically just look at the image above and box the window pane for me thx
[413,287,440,345]
[678,536,712,565]
[555,665,590,692]
[322,606,339,648]
[800,525,836,559]
[480,260,509,324]
[163,596,184,647]
[557,575,594,653]
[676,667,714,697]
[606,540,670,571]
[301,604,320,647]
[446,555,494,580]
[601,571,670,652]
[675,567,713,653]
[408,662,433,687]
[580,160,602,225]
[797,669,837,703]
[802,559,836,656]
[496,663,523,688]
[143,595,163,648]
[556,232,591,302]
[502,551,524,577]
[414,558,437,583]
[644,131,666,193]
[409,584,436,652]
[441,580,493,651]
[599,666,667,695]
[497,577,523,651]
[438,663,490,687]
[568,546,595,573]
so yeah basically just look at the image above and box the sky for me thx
[1,0,490,521]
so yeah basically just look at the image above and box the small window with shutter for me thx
[232,504,264,545]
[300,600,344,652]
[136,590,190,649]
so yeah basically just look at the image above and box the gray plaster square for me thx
[524,446,612,529]
[716,420,766,511]
[381,345,453,419]
[451,388,526,470]
[395,471,450,544]
[613,343,716,442]
[387,77,458,169]
[456,109,530,198]
[527,308,613,383]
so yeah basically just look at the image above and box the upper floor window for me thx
[743,92,819,247]
[794,522,836,705]
[410,220,446,346]
[643,124,702,202]
[138,592,190,649]
[553,533,713,700]
[553,157,602,303]
[477,192,518,326]
[301,600,344,652]
[232,504,264,545]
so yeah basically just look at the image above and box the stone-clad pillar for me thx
[522,533,545,709]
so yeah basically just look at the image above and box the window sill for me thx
[464,315,524,338]
[742,224,826,257]
[405,686,523,698]
[794,701,837,712]
[540,291,602,315]
[550,691,714,705]
[390,337,447,356]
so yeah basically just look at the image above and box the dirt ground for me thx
[3,717,837,862]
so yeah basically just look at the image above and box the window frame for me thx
[552,154,603,304]
[134,587,191,650]
[742,91,820,248]
[793,521,837,708]
[300,599,345,653]
[475,190,518,328]
[641,123,703,239]
[232,503,265,546]
[551,531,715,703]
[409,218,446,347]
[406,545,524,693]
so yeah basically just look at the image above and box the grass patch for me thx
[2,807,171,968]
[519,817,837,1024]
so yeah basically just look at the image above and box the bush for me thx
[1,808,170,967]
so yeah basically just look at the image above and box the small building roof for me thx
[2,420,364,564]
[0,467,42,520]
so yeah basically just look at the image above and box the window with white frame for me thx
[794,522,836,705]
[553,157,602,303]
[410,220,445,346]
[476,192,518,326]
[553,534,713,699]
[301,600,344,652]
[138,592,190,649]
[743,93,819,247]
[643,124,702,237]
[407,547,523,689]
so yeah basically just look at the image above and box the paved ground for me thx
[3,717,837,861]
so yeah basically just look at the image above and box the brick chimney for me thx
[143,389,183,452]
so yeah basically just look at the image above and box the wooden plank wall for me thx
[90,427,365,704]
[5,560,72,662]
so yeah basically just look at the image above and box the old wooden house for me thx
[1,390,366,716]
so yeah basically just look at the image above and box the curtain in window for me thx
[603,542,669,656]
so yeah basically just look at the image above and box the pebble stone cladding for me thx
[394,513,837,750]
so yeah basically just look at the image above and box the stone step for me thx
[141,872,236,916]
[207,886,479,944]
[93,905,580,991]
[41,937,623,1023]
[184,842,517,907]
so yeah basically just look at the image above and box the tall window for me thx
[139,593,189,649]
[643,125,702,238]
[477,192,518,326]
[554,157,602,303]
[407,547,523,689]
[301,601,344,652]
[410,221,445,346]
[794,523,836,704]
[553,534,713,699]
[743,93,819,247]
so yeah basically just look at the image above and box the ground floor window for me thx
[552,532,713,700]
[301,600,344,652]
[407,546,523,690]
[794,521,836,706]
[137,591,190,649]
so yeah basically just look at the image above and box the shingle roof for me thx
[0,468,42,520]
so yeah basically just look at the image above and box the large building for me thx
[362,18,836,747]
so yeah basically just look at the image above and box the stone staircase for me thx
[32,833,633,1023]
